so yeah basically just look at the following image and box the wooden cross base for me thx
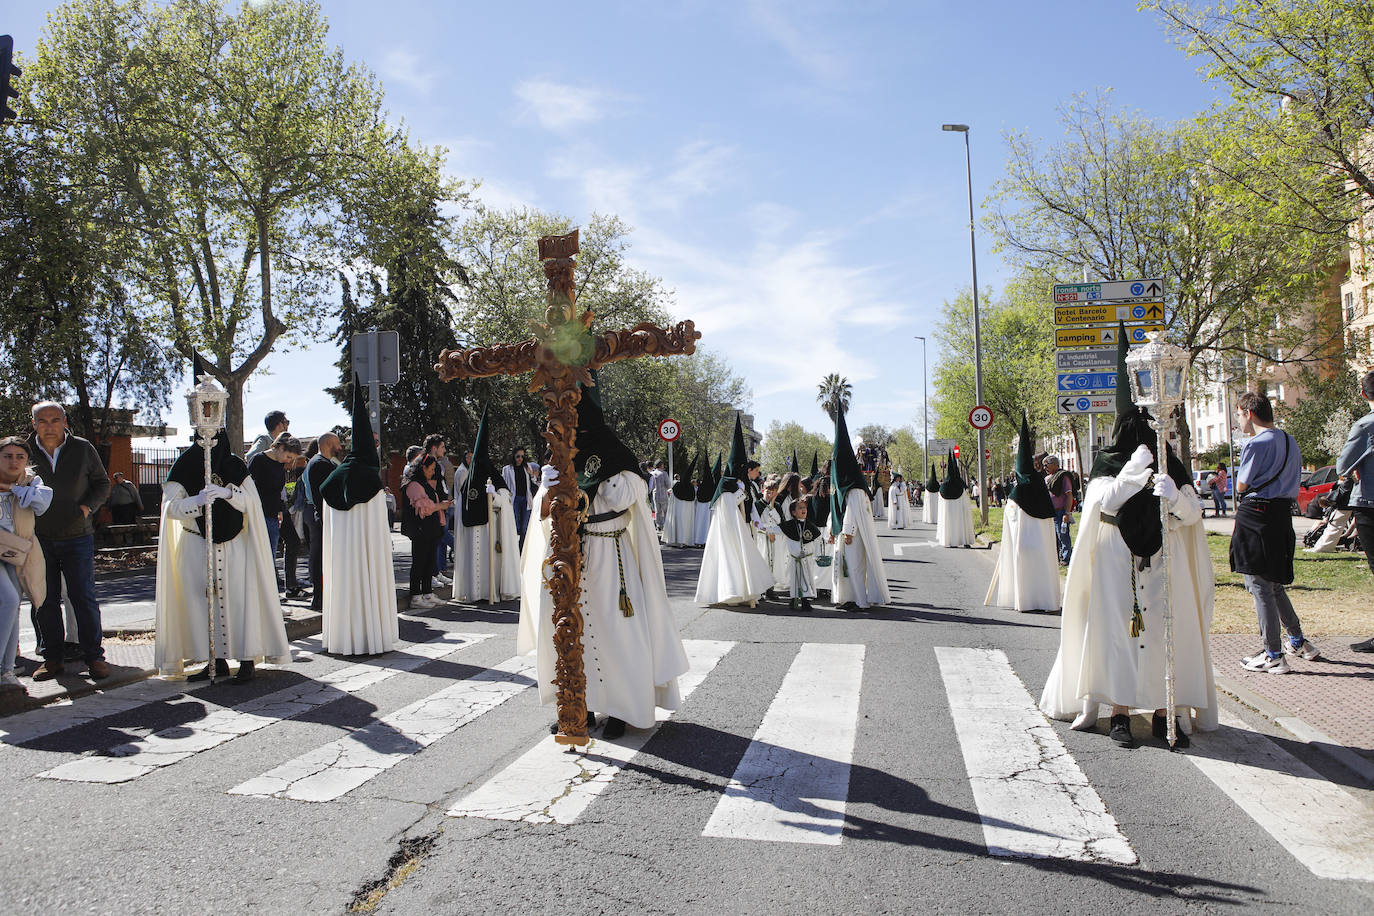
[435,230,700,744]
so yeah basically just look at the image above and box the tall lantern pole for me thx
[1125,332,1190,748]
[186,370,229,683]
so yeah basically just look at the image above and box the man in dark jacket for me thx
[302,432,342,611]
[1339,370,1374,653]
[27,402,112,680]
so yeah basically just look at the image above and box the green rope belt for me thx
[584,526,633,616]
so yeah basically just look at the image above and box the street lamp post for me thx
[942,123,988,524]
[914,335,928,474]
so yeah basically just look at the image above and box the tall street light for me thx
[914,335,928,474]
[942,122,988,525]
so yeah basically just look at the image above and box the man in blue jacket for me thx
[1338,369,1374,653]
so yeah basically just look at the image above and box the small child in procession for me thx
[776,497,823,611]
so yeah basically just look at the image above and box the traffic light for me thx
[1,35,20,124]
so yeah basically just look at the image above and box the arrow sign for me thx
[1058,394,1115,415]
[1052,278,1165,304]
[1056,324,1163,348]
[1057,371,1118,392]
[1054,303,1163,326]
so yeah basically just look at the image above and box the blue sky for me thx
[10,0,1221,444]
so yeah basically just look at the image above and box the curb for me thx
[1213,670,1374,785]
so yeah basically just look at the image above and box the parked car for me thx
[1194,470,1233,496]
[1296,465,1337,516]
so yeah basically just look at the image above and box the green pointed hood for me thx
[925,463,940,492]
[828,407,868,535]
[711,413,750,505]
[939,457,966,500]
[1007,412,1054,519]
[672,453,698,500]
[573,370,643,502]
[1115,320,1133,416]
[460,404,506,527]
[320,376,385,511]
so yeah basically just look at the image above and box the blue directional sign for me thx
[1057,372,1118,392]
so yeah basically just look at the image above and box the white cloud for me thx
[745,0,848,83]
[513,79,623,130]
[379,48,436,96]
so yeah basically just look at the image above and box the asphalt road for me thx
[2,518,1372,915]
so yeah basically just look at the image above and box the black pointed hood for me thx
[711,413,750,505]
[1008,412,1054,519]
[166,430,248,543]
[672,453,698,501]
[460,405,506,527]
[1115,321,1133,416]
[573,370,643,502]
[828,408,868,535]
[925,463,940,493]
[320,376,385,511]
[940,458,966,500]
[695,454,716,503]
[809,451,819,482]
[788,449,798,473]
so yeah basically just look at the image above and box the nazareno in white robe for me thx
[1039,470,1218,732]
[692,497,712,546]
[984,500,1062,612]
[936,492,976,547]
[888,482,913,529]
[517,472,690,729]
[154,479,291,675]
[921,489,937,524]
[695,488,774,606]
[778,527,820,599]
[832,489,891,608]
[453,488,521,602]
[322,491,398,655]
[663,493,697,547]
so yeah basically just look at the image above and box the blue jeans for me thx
[1211,489,1227,516]
[264,516,281,569]
[1244,573,1304,657]
[0,564,21,674]
[435,528,453,574]
[35,533,103,663]
[513,491,530,548]
[1053,510,1073,563]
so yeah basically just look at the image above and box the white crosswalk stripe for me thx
[37,632,491,784]
[935,646,1137,865]
[229,654,536,802]
[1185,709,1374,882]
[447,639,735,824]
[702,642,865,845]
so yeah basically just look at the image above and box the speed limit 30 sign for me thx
[968,405,994,431]
[658,418,681,442]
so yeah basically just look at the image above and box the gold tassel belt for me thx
[583,525,635,617]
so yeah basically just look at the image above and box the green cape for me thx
[1007,412,1054,519]
[828,409,868,535]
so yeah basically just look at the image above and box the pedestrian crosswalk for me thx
[4,628,1374,883]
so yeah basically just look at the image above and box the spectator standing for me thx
[245,410,289,463]
[107,471,144,525]
[302,432,342,611]
[1337,370,1374,653]
[247,433,303,598]
[26,402,112,680]
[401,454,452,608]
[649,460,670,530]
[0,437,53,692]
[501,445,538,551]
[1044,454,1074,566]
[1232,392,1321,672]
[1211,463,1229,518]
[423,435,454,585]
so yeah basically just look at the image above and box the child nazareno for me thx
[777,496,823,611]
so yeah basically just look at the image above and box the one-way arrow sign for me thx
[1058,394,1114,415]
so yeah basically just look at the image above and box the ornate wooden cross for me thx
[435,229,700,746]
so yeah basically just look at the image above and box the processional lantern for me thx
[185,367,228,682]
[186,371,228,436]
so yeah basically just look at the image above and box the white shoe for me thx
[0,671,20,687]
[410,594,435,609]
[433,573,452,586]
[1241,652,1291,674]
[1285,638,1322,661]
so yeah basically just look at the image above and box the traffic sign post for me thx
[1058,394,1115,415]
[351,329,401,459]
[1054,302,1164,326]
[968,405,994,431]
[1057,371,1119,392]
[1053,278,1163,303]
[1055,348,1117,371]
[1056,324,1164,349]
[927,438,957,458]
[658,418,680,486]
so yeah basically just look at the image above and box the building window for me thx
[1347,291,1356,325]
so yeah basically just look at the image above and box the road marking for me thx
[891,542,929,556]
[935,646,1137,864]
[37,632,491,784]
[447,639,735,824]
[230,654,536,802]
[1,638,323,748]
[1187,710,1374,882]
[702,642,865,845]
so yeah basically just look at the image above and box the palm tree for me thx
[816,374,853,421]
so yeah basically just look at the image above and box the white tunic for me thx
[921,490,937,524]
[692,498,712,546]
[452,489,521,602]
[1039,470,1217,731]
[322,491,398,655]
[154,480,291,675]
[936,493,976,547]
[778,528,820,599]
[662,493,697,547]
[887,482,913,529]
[695,489,774,605]
[832,490,892,608]
[517,472,690,728]
[984,500,1062,612]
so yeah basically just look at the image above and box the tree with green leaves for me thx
[816,374,853,420]
[1282,367,1368,467]
[20,0,428,449]
[756,421,830,476]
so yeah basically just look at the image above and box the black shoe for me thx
[800,599,814,612]
[232,660,256,684]
[188,658,232,682]
[1351,637,1374,653]
[1152,713,1191,748]
[285,587,308,599]
[602,717,627,740]
[1108,714,1136,748]
[308,600,322,611]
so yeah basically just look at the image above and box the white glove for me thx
[540,464,560,489]
[485,482,496,495]
[185,491,208,509]
[203,483,233,502]
[1153,474,1179,505]
[1124,443,1154,475]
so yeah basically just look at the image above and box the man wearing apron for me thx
[1231,392,1322,674]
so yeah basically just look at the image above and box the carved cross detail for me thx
[435,229,700,745]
